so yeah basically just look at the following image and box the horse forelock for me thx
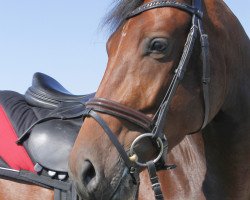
[102,0,194,34]
[102,0,144,33]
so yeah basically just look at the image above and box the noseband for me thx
[83,0,210,199]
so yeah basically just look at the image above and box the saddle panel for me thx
[25,72,95,109]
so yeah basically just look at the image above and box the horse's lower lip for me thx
[109,168,139,200]
[109,168,128,199]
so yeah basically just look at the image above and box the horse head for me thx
[68,0,247,199]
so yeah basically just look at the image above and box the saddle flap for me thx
[27,119,82,173]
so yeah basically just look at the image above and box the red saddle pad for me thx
[0,105,34,172]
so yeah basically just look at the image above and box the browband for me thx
[127,0,203,19]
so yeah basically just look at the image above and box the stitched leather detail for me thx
[86,98,153,131]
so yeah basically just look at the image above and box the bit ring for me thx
[129,133,164,167]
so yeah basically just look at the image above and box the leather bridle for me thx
[82,0,210,199]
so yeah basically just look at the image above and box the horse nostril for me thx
[82,160,96,186]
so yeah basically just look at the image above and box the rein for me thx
[83,0,210,199]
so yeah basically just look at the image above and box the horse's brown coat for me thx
[138,134,207,200]
[0,179,54,200]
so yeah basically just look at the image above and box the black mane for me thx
[103,0,144,32]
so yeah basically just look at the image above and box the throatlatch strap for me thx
[199,21,210,129]
[147,161,164,200]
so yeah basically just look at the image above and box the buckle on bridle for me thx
[129,133,164,167]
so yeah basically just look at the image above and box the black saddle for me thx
[0,72,95,178]
[0,72,93,200]
[25,72,94,109]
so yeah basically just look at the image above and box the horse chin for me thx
[73,179,92,200]
[72,167,139,200]
[110,169,139,200]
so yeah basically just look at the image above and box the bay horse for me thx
[69,0,250,199]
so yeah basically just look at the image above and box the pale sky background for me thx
[0,0,249,95]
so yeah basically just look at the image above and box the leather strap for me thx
[127,0,203,19]
[0,167,75,200]
[17,102,86,144]
[152,22,198,140]
[82,109,139,182]
[198,21,210,129]
[147,161,164,200]
[86,110,134,169]
[86,98,153,131]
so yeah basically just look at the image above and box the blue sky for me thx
[0,0,249,94]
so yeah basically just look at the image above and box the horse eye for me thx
[149,38,168,53]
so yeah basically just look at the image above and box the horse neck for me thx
[205,0,250,122]
[220,30,250,128]
[202,61,250,199]
[201,1,250,199]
